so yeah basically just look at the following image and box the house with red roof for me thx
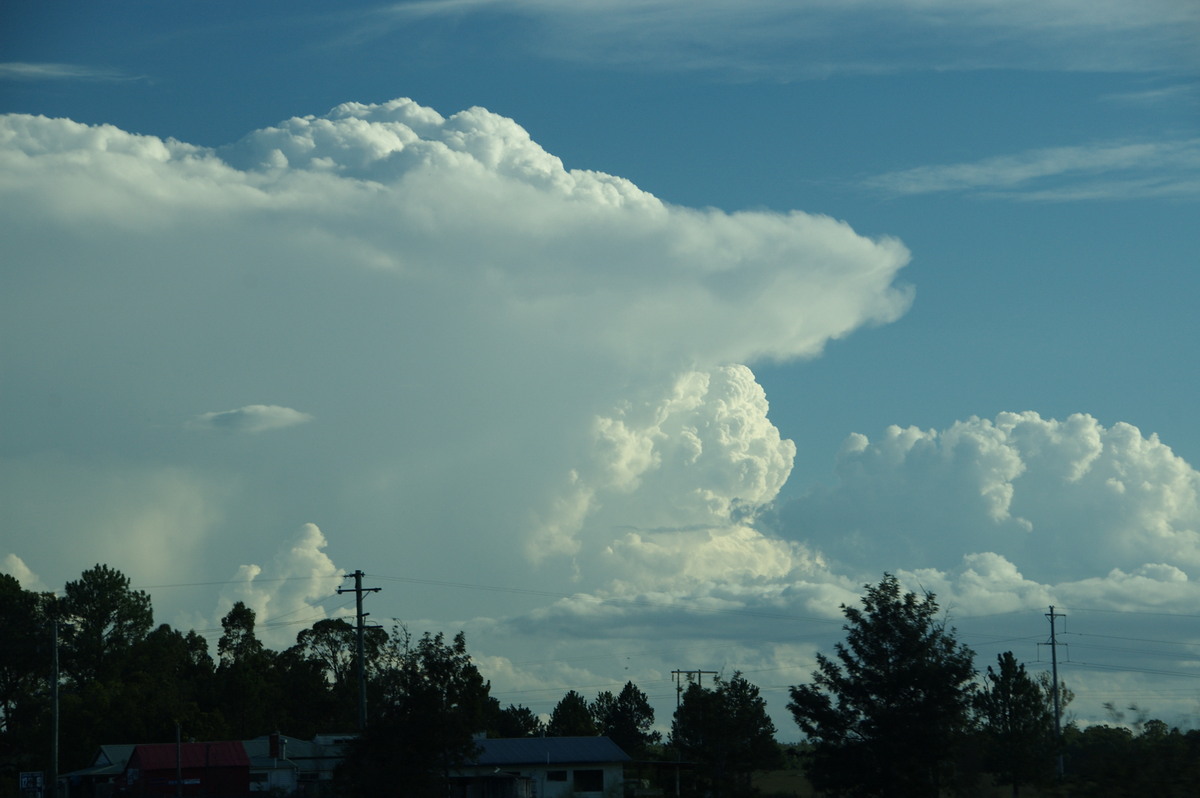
[119,741,249,797]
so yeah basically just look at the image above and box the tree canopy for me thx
[592,680,661,758]
[338,629,492,798]
[788,573,977,798]
[672,672,780,798]
[548,689,597,736]
[975,651,1057,797]
[58,563,153,683]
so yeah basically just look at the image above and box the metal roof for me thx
[129,741,250,771]
[473,737,630,766]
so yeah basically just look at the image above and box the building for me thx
[64,735,354,798]
[453,737,631,798]
[119,741,249,797]
[243,733,353,795]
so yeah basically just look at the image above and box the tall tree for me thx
[128,625,218,728]
[217,600,264,666]
[493,703,546,738]
[593,681,661,758]
[57,564,153,683]
[339,629,491,798]
[975,652,1055,797]
[295,617,358,687]
[672,672,780,798]
[548,690,597,736]
[0,575,47,730]
[788,573,977,798]
[0,574,51,775]
[215,601,277,738]
[294,616,389,714]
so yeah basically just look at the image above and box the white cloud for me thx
[1,554,46,591]
[0,97,908,632]
[0,62,142,82]
[8,95,1198,731]
[784,412,1200,583]
[212,523,345,650]
[528,365,799,571]
[862,138,1200,200]
[189,405,314,434]
[367,0,1200,76]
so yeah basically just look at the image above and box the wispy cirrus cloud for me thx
[0,62,144,83]
[862,138,1200,200]
[1101,83,1198,106]
[367,0,1200,77]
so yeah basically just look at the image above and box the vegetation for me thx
[975,651,1057,797]
[547,689,597,736]
[338,629,493,798]
[3,564,1199,798]
[788,573,977,797]
[671,672,781,798]
[592,680,661,758]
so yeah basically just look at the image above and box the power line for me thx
[1063,606,1200,619]
[134,575,344,590]
[367,572,846,626]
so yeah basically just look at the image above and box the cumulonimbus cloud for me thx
[781,411,1200,583]
[0,98,910,624]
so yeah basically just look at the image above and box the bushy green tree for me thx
[0,574,51,776]
[215,601,280,738]
[548,689,597,736]
[339,629,491,798]
[788,574,976,798]
[975,652,1055,797]
[492,703,546,737]
[57,564,153,683]
[0,575,48,730]
[592,681,661,758]
[672,672,780,798]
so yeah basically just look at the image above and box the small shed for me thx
[64,744,136,798]
[121,741,250,797]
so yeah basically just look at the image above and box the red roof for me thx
[129,742,249,771]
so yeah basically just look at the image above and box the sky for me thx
[3,0,1200,739]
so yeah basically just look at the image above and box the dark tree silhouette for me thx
[57,564,153,683]
[548,689,597,736]
[593,681,660,758]
[215,601,278,738]
[339,629,491,798]
[493,703,546,738]
[788,573,976,798]
[0,574,50,773]
[975,651,1056,797]
[217,600,264,665]
[672,672,780,798]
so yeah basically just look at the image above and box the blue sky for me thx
[3,1,1200,735]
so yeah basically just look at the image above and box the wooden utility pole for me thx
[51,621,59,798]
[1045,606,1066,779]
[337,571,380,730]
[670,669,717,797]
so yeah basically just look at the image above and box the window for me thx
[546,771,567,782]
[573,770,604,793]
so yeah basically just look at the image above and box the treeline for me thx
[0,564,775,798]
[2,566,1199,798]
[785,573,1200,798]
